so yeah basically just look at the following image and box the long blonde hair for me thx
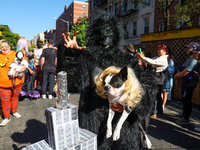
[94,66,144,109]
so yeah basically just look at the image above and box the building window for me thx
[198,15,200,26]
[123,2,127,15]
[109,6,112,13]
[133,1,138,9]
[159,23,164,32]
[179,0,186,4]
[132,22,137,36]
[83,13,86,18]
[83,4,86,9]
[105,8,108,12]
[144,0,150,4]
[115,2,119,16]
[143,17,149,34]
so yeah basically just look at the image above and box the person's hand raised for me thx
[62,31,86,50]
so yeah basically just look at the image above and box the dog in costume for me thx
[57,10,156,150]
[8,51,28,79]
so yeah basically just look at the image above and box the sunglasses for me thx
[158,45,167,50]
[0,46,9,49]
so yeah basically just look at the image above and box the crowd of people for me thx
[0,38,57,126]
[0,38,200,133]
[124,42,200,132]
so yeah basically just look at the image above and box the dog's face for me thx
[103,67,127,97]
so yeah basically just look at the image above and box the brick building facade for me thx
[55,1,88,44]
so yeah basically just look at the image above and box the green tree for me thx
[0,25,21,49]
[173,0,200,29]
[29,44,36,51]
[132,0,200,30]
[70,17,89,47]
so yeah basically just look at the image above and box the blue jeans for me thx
[41,70,55,95]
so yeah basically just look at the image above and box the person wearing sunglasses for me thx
[137,44,168,118]
[0,39,28,126]
[175,42,200,125]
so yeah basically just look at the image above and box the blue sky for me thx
[0,0,86,41]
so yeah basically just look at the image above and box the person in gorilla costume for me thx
[57,10,156,150]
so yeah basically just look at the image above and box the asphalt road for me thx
[0,94,200,150]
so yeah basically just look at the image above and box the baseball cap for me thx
[185,42,199,49]
[190,45,200,53]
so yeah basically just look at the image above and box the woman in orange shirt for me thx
[0,39,28,126]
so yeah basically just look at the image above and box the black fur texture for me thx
[57,10,157,150]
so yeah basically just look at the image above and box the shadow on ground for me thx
[11,119,47,149]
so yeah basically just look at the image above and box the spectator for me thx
[34,40,44,88]
[0,39,27,126]
[124,44,137,56]
[137,44,168,118]
[26,50,40,99]
[17,38,35,100]
[162,48,175,110]
[175,42,200,125]
[40,39,57,99]
[194,56,200,132]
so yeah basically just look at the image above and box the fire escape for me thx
[118,0,138,39]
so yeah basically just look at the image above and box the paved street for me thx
[0,94,200,150]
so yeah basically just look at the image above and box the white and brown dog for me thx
[94,66,144,141]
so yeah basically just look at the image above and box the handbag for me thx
[153,70,166,85]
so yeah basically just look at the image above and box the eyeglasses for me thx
[0,46,9,49]
[158,45,167,50]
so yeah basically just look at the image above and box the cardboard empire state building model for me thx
[23,71,97,150]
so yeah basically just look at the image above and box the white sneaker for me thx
[42,94,46,99]
[12,112,21,118]
[48,95,52,99]
[0,118,11,126]
[194,127,200,132]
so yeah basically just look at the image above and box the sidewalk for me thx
[0,94,199,150]
[147,100,200,150]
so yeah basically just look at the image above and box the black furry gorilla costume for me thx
[57,11,157,150]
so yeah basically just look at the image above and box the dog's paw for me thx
[113,128,120,141]
[106,128,112,138]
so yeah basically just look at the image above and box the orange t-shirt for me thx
[0,51,25,88]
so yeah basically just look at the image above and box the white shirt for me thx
[34,48,43,66]
[143,55,168,72]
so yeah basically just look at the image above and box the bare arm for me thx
[174,69,190,79]
[55,57,57,67]
[40,57,45,70]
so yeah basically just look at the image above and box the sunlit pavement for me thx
[0,94,199,150]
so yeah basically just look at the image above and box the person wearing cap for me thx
[137,44,169,118]
[175,42,200,125]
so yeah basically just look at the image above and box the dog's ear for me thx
[118,66,128,81]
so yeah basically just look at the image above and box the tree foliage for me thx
[29,44,36,51]
[0,25,21,49]
[133,0,200,30]
[173,0,200,29]
[70,17,89,47]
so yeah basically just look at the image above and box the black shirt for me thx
[41,48,57,72]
